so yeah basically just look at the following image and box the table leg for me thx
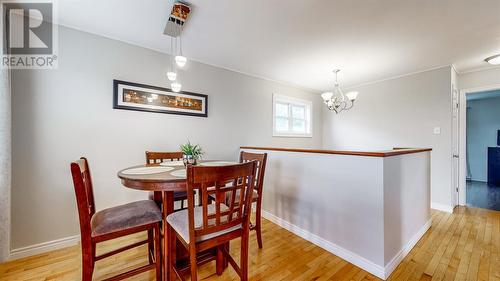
[162,191,174,281]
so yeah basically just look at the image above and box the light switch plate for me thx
[433,127,441,135]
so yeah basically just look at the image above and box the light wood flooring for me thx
[0,206,499,280]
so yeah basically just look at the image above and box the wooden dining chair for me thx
[146,151,189,209]
[166,161,257,281]
[70,157,162,281]
[239,151,267,249]
[208,151,268,248]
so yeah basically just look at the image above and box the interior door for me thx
[452,86,460,207]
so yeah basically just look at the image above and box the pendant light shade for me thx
[167,71,177,81]
[171,82,182,92]
[321,92,334,101]
[175,55,187,67]
[345,91,359,101]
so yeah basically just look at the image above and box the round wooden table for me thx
[118,163,186,280]
[117,161,236,280]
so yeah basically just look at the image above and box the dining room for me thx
[1,1,500,281]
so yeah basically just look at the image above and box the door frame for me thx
[458,83,500,205]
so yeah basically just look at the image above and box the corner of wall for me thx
[0,66,12,263]
[430,202,454,213]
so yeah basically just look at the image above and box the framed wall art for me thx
[113,80,208,117]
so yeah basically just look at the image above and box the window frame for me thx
[272,94,313,138]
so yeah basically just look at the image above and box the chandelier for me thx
[321,69,358,114]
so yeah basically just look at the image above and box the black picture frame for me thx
[113,79,208,118]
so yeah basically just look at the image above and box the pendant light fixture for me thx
[321,69,358,114]
[164,1,191,93]
[168,36,181,92]
[175,35,187,68]
[167,37,177,81]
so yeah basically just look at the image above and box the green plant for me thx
[180,141,203,159]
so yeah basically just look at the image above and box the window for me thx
[273,94,312,137]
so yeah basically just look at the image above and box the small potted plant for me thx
[180,141,203,166]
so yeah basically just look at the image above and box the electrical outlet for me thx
[433,127,441,135]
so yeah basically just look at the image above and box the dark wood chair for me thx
[166,161,257,281]
[146,151,189,209]
[239,151,267,248]
[208,151,268,248]
[70,157,162,281]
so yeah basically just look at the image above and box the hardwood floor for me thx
[1,207,499,281]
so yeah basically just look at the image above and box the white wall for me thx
[466,95,500,182]
[383,153,431,266]
[10,26,322,249]
[322,67,453,208]
[458,67,500,90]
[244,148,431,279]
[0,59,12,262]
[252,149,386,272]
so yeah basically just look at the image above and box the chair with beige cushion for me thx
[166,161,257,281]
[209,151,268,248]
[70,157,162,281]
[146,151,189,209]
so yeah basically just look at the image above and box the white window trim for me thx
[272,94,313,138]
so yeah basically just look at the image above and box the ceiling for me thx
[57,0,500,92]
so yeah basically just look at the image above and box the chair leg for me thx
[154,225,162,281]
[168,225,177,281]
[147,229,154,264]
[240,231,249,281]
[255,203,263,249]
[81,243,95,281]
[189,244,198,281]
[223,242,229,269]
[216,245,224,275]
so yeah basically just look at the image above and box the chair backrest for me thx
[186,161,257,242]
[70,157,96,238]
[145,151,183,164]
[240,151,267,196]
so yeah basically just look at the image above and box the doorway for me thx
[458,85,500,211]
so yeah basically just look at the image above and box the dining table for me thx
[117,160,237,280]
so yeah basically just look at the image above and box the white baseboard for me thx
[9,235,80,261]
[262,210,432,280]
[262,210,386,279]
[383,219,432,279]
[431,202,454,213]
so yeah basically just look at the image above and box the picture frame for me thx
[113,79,208,117]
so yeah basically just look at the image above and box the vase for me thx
[183,154,197,166]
